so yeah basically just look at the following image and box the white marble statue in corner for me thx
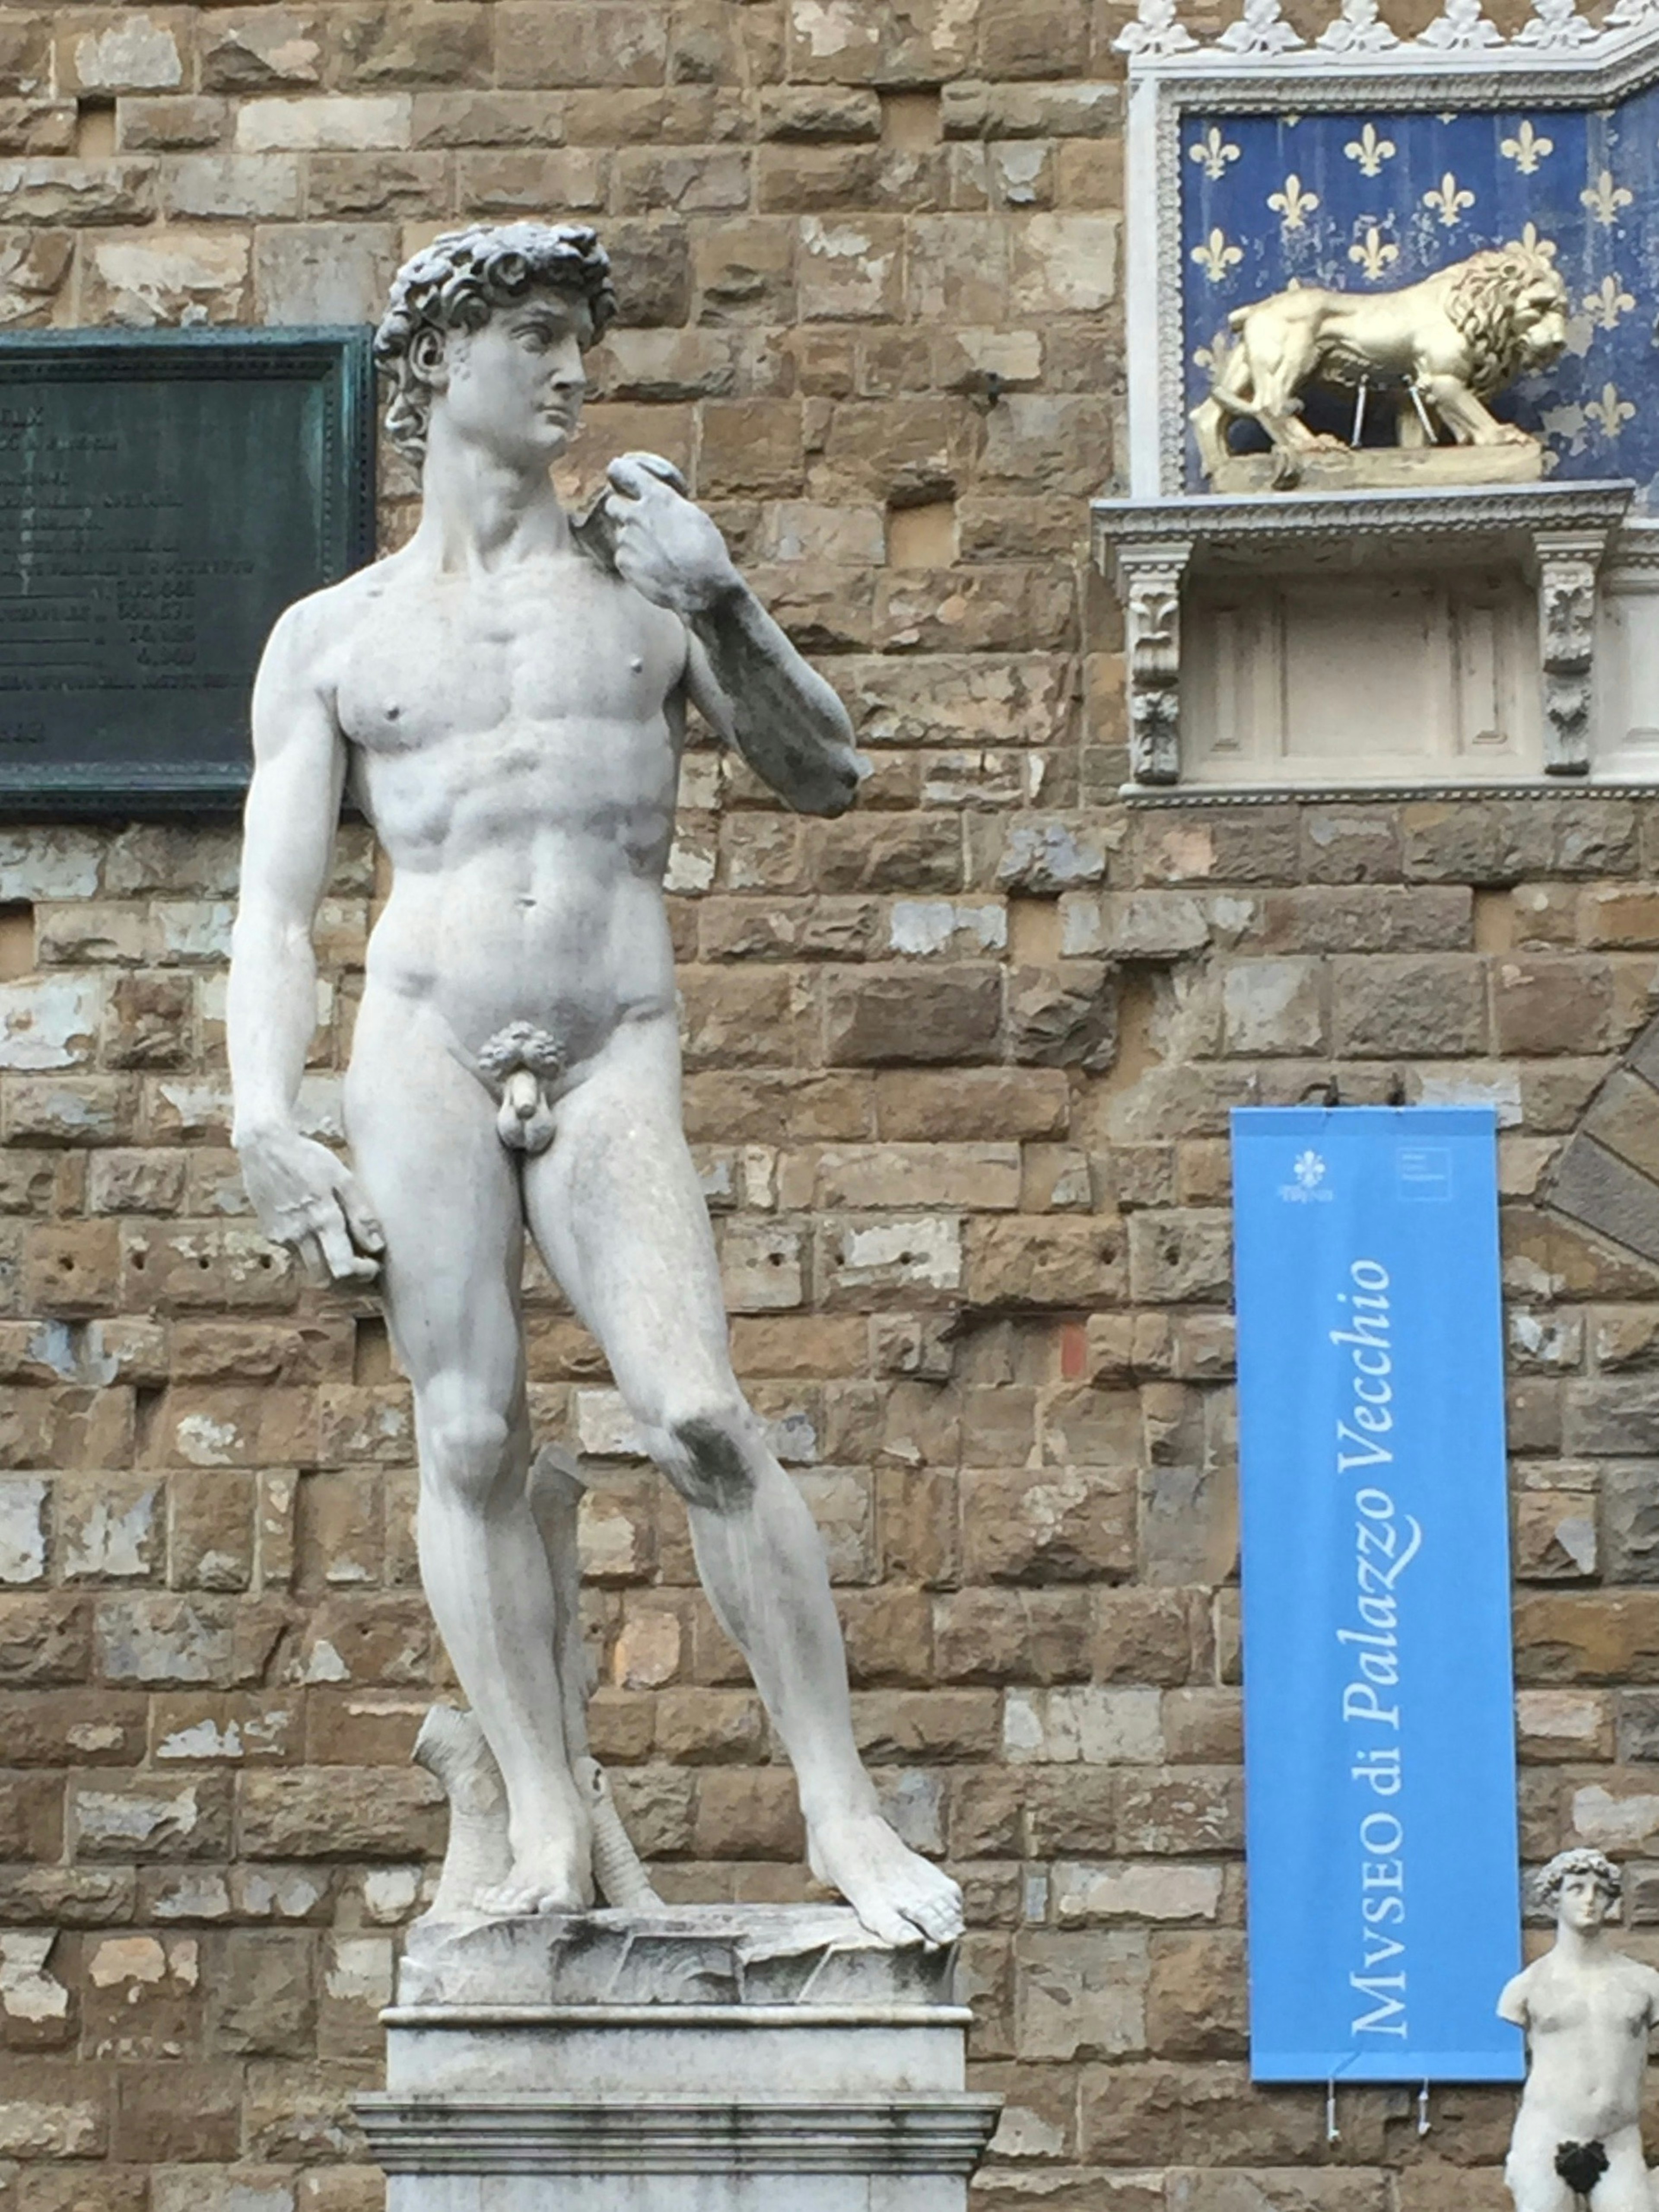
[1499,1848,1659,2212]
[226,220,964,1951]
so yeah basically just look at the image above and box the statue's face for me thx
[436,288,593,465]
[1557,1868,1612,1933]
[1516,275,1569,369]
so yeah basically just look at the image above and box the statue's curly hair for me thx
[1443,247,1570,395]
[373,221,617,460]
[1537,1846,1621,1911]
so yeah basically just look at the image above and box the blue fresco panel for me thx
[1182,94,1659,501]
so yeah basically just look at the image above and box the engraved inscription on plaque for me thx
[0,330,373,813]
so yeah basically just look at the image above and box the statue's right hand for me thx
[234,1125,385,1285]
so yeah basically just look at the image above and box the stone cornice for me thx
[1093,481,1636,575]
[356,2095,1005,2176]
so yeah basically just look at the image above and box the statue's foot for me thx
[808,1809,965,1949]
[476,1827,594,1918]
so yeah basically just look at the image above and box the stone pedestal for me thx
[356,1905,1001,2212]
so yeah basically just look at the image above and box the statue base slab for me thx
[1212,442,1545,493]
[356,1904,1001,2212]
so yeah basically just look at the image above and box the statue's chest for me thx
[336,567,679,757]
[1531,1975,1649,2043]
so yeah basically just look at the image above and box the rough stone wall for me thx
[2,6,1659,2212]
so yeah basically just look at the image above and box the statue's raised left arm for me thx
[601,452,866,818]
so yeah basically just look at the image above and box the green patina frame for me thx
[0,326,375,818]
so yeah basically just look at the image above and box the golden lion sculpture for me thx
[1191,246,1570,488]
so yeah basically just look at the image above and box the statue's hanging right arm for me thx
[227,600,385,1284]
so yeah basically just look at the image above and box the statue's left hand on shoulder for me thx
[603,452,741,618]
[598,450,864,821]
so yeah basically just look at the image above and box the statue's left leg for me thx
[522,1012,965,1949]
[1590,2127,1650,2212]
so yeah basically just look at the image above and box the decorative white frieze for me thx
[1514,0,1602,48]
[1416,0,1505,53]
[1117,0,1659,64]
[1216,0,1306,55]
[1116,0,1198,60]
[1316,0,1402,54]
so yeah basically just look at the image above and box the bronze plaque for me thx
[0,329,374,815]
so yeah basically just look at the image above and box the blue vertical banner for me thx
[1231,1107,1523,2084]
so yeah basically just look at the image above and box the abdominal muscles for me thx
[356,731,680,1063]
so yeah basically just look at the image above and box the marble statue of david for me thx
[1499,1849,1659,2212]
[226,221,964,1948]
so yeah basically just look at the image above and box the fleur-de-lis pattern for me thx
[1347,223,1400,280]
[1580,169,1634,224]
[1344,122,1396,175]
[1585,382,1636,439]
[1507,220,1559,261]
[1499,120,1553,172]
[1191,227,1245,282]
[1189,126,1241,181]
[1181,98,1659,501]
[1422,171,1477,225]
[1268,174,1320,229]
[1583,274,1636,329]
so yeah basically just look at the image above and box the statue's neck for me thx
[414,416,570,573]
[1554,1921,1609,1968]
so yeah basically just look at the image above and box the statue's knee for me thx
[422,1392,515,1506]
[665,1402,756,1512]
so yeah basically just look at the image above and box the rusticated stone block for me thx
[1080,2062,1329,2167]
[966,1217,1127,1306]
[1007,961,1116,1069]
[963,1466,1135,1584]
[0,2059,111,2158]
[113,2064,242,2163]
[204,1929,317,2056]
[1514,1590,1659,1682]
[495,3,667,88]
[690,1767,804,1860]
[1329,955,1488,1057]
[0,158,157,224]
[1495,955,1617,1055]
[0,1596,92,1686]
[0,1688,144,1766]
[238,1770,444,1861]
[1146,1930,1249,2058]
[1117,1768,1244,1855]
[824,965,1002,1065]
[23,1223,122,1318]
[334,3,493,88]
[934,1588,1093,1683]
[0,1772,62,1860]
[71,1773,231,1860]
[1014,1931,1147,2060]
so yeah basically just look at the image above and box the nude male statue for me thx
[1498,1849,1659,2212]
[226,221,964,1949]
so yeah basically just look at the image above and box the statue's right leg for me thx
[1504,2111,1584,2212]
[345,990,592,1915]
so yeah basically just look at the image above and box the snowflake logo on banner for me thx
[1294,1150,1326,1188]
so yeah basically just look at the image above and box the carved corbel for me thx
[1116,538,1194,786]
[1534,526,1610,776]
